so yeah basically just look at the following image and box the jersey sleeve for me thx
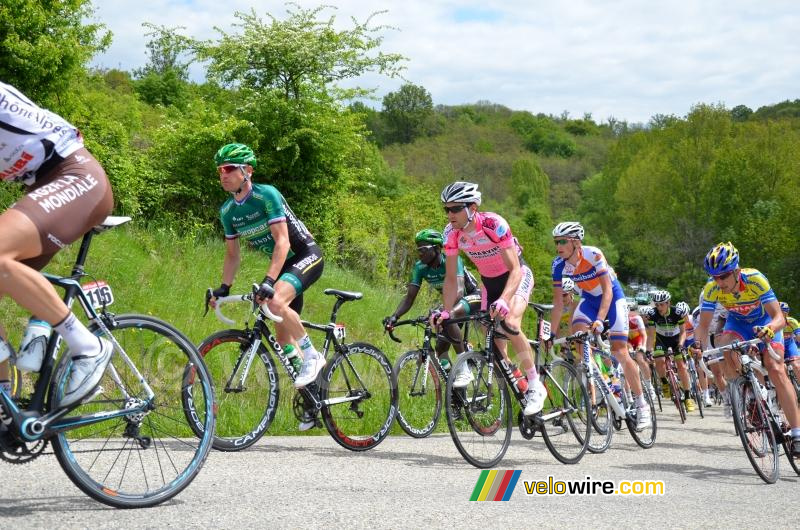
[409,261,425,287]
[588,247,609,277]
[480,213,514,249]
[220,203,238,239]
[551,257,566,288]
[260,185,288,225]
[443,225,460,257]
[455,255,466,277]
[633,315,646,332]
[645,307,657,326]
[749,271,777,305]
[700,281,718,312]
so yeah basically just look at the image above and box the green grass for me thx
[1,224,441,437]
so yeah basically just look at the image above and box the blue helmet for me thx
[703,242,739,276]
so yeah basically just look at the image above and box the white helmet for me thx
[675,301,689,316]
[552,221,584,240]
[651,290,671,303]
[561,277,578,294]
[441,181,481,205]
[638,305,651,317]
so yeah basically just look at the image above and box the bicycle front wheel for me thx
[49,314,215,508]
[321,342,397,451]
[196,329,279,451]
[627,373,657,449]
[730,377,779,484]
[540,359,591,464]
[585,373,613,454]
[394,349,443,438]
[445,351,512,468]
[668,372,686,423]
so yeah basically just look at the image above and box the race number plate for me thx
[82,280,115,309]
[539,319,552,341]
[334,324,346,340]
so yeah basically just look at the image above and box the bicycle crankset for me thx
[518,410,537,440]
[0,425,48,465]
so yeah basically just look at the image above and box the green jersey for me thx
[410,254,478,295]
[220,183,314,258]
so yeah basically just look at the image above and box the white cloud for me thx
[90,0,800,122]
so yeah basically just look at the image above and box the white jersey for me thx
[0,81,83,183]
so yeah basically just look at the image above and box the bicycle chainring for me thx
[518,410,537,440]
[0,427,48,465]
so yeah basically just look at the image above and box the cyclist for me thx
[686,305,713,407]
[436,181,546,415]
[0,81,114,408]
[779,302,800,378]
[644,291,695,412]
[694,242,800,455]
[627,302,655,399]
[383,228,481,364]
[554,278,579,360]
[208,143,325,394]
[548,222,650,429]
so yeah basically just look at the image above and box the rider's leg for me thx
[762,342,800,429]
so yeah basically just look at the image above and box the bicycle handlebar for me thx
[702,336,780,367]
[207,284,283,326]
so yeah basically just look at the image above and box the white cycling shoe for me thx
[60,338,113,408]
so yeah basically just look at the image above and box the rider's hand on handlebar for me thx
[207,283,231,309]
[590,319,605,334]
[383,315,398,331]
[429,309,450,327]
[754,325,775,341]
[255,276,276,304]
[489,299,510,319]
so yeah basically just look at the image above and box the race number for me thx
[539,319,552,341]
[82,280,115,309]
[334,324,346,340]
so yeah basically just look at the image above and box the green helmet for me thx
[415,228,444,246]
[214,143,257,168]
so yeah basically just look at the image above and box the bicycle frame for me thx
[0,222,153,442]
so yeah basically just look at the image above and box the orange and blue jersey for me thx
[551,246,624,300]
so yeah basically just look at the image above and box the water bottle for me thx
[439,357,451,374]
[511,364,528,392]
[282,344,303,375]
[15,318,52,372]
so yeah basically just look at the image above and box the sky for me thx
[90,0,800,123]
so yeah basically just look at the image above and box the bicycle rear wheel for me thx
[50,314,215,508]
[540,359,591,464]
[8,364,21,399]
[730,377,779,484]
[668,371,686,423]
[320,342,397,451]
[394,349,442,438]
[649,365,662,412]
[195,329,279,451]
[626,373,657,449]
[444,351,511,468]
[690,369,704,419]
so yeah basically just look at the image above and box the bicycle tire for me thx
[650,366,662,412]
[195,328,279,451]
[626,373,658,449]
[320,342,397,451]
[730,377,779,484]
[690,368,704,419]
[540,359,591,464]
[394,349,443,439]
[585,373,613,454]
[49,314,216,508]
[444,351,511,468]
[9,364,21,400]
[668,371,686,423]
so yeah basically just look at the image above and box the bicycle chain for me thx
[0,426,48,465]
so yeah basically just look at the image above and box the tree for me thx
[381,83,434,144]
[730,104,753,122]
[0,0,111,104]
[133,24,191,107]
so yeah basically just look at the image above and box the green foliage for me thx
[0,0,111,104]
[509,111,577,157]
[381,83,434,144]
[753,99,800,120]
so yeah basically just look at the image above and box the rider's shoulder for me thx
[740,268,771,292]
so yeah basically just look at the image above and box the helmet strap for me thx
[462,204,476,229]
[232,166,251,197]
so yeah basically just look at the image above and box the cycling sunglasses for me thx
[443,204,468,214]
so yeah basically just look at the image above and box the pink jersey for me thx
[443,211,523,278]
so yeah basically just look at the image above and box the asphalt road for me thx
[1,405,795,528]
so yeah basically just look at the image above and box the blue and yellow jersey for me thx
[700,268,777,324]
[785,316,800,348]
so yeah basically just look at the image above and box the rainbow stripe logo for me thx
[469,470,521,501]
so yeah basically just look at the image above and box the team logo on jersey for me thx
[496,224,508,237]
[728,302,760,316]
[482,217,497,230]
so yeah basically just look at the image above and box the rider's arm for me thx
[694,311,714,351]
[762,300,786,336]
[392,284,420,319]
[550,287,564,339]
[222,237,241,286]
[266,221,290,281]
[646,320,656,352]
[498,246,522,303]
[678,321,686,349]
[442,254,460,312]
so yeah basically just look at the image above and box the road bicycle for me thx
[685,348,705,418]
[554,330,657,453]
[0,216,216,508]
[660,347,687,423]
[443,304,591,468]
[196,287,397,452]
[704,338,799,483]
[387,312,475,438]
